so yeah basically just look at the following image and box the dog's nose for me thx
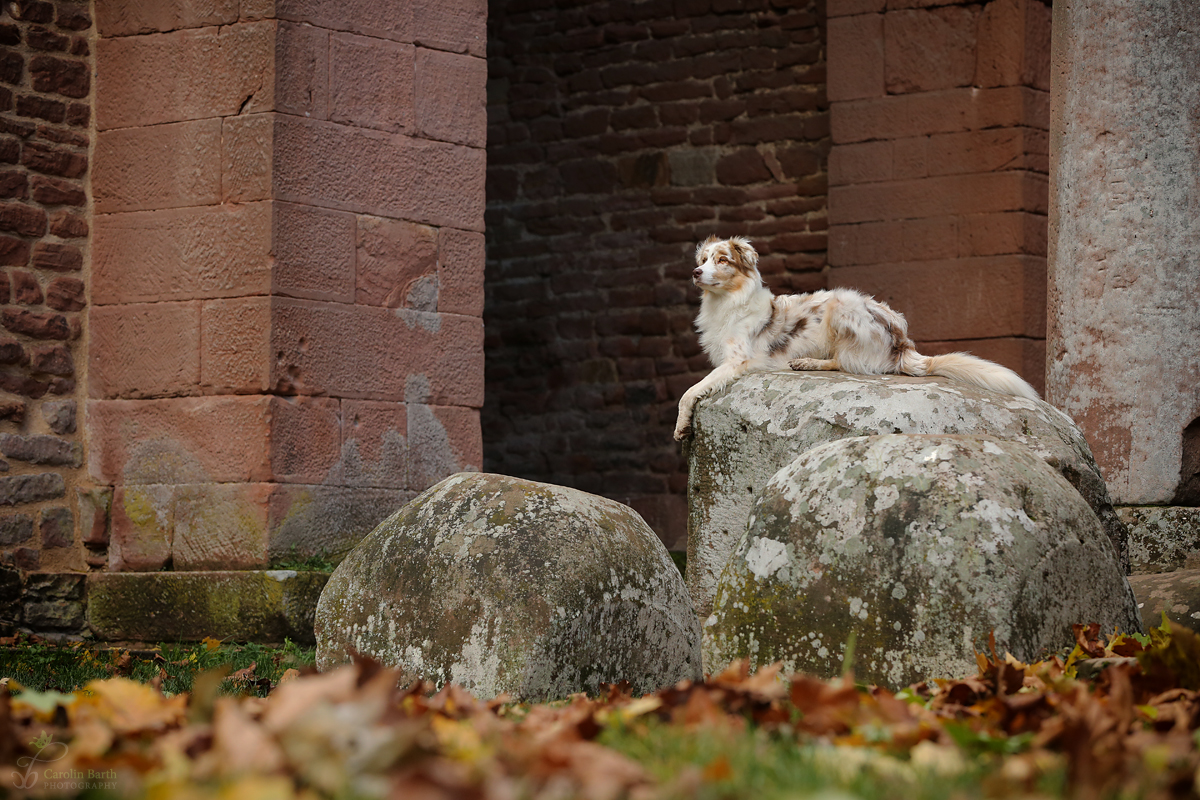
[692,267,702,280]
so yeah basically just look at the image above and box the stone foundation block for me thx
[78,486,112,546]
[173,483,272,570]
[267,484,415,563]
[1122,506,1200,574]
[87,570,330,643]
[100,480,412,573]
[1128,569,1200,634]
[109,484,173,571]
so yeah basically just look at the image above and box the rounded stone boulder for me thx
[703,435,1143,688]
[315,472,702,700]
[687,371,1129,618]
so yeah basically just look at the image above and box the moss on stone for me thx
[704,435,1142,688]
[316,472,702,701]
[87,571,328,644]
[123,486,164,529]
[687,372,1131,620]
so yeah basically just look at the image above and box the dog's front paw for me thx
[673,421,692,441]
[789,357,820,371]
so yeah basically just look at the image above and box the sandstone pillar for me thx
[1048,0,1200,569]
[90,2,487,572]
[1047,2,1199,499]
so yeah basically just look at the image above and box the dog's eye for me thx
[717,257,729,264]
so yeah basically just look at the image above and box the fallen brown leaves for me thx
[2,621,1199,799]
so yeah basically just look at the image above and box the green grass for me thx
[670,549,687,577]
[269,545,339,572]
[0,638,315,697]
[600,718,1066,800]
[0,640,1082,800]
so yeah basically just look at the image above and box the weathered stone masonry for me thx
[2,0,1191,641]
[1048,0,1200,575]
[3,0,490,639]
[826,0,1051,393]
[0,0,93,634]
[88,1,487,576]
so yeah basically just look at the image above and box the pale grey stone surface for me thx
[686,371,1127,618]
[1128,569,1200,633]
[703,435,1142,688]
[315,472,702,700]
[1048,0,1200,504]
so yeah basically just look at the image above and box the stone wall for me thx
[87,1,487,577]
[826,0,1050,394]
[0,0,92,600]
[0,0,489,640]
[485,0,830,547]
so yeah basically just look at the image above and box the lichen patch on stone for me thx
[315,472,702,700]
[702,434,1143,688]
[687,372,1131,620]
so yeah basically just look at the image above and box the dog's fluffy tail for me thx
[899,350,1039,401]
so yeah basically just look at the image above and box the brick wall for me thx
[0,0,92,611]
[485,0,830,548]
[826,0,1050,392]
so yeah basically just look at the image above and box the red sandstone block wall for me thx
[88,1,487,573]
[0,0,91,582]
[485,0,829,548]
[826,0,1050,392]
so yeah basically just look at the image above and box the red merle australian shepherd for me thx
[674,236,1039,441]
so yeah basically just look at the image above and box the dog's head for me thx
[693,236,761,294]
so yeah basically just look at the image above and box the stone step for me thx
[5,569,331,645]
[1128,569,1200,634]
[86,571,329,644]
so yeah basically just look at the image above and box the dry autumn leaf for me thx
[2,625,1200,799]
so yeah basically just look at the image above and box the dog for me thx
[673,236,1040,441]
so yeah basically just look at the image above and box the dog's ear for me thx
[696,235,720,264]
[728,236,758,273]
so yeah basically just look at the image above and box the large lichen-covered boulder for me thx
[687,371,1128,618]
[315,472,702,700]
[704,435,1143,687]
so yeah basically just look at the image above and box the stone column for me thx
[90,2,487,575]
[1048,0,1200,567]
